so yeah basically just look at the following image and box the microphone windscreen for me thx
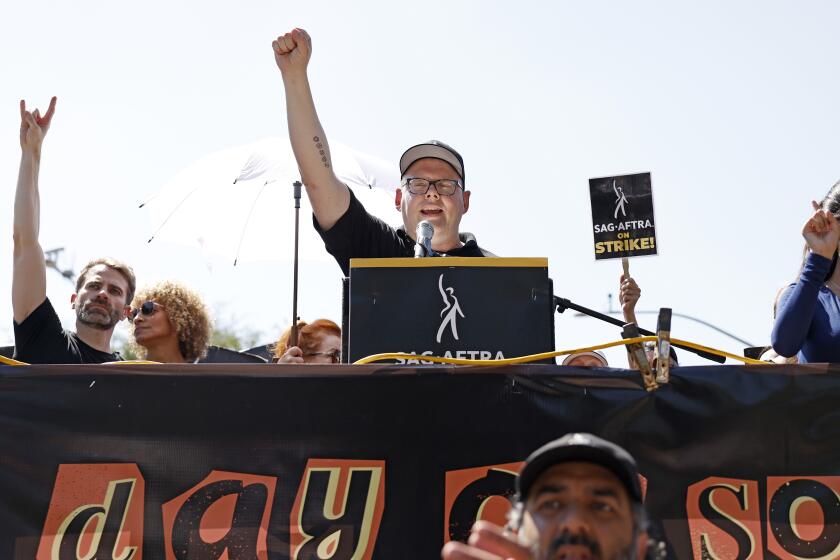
[417,220,434,239]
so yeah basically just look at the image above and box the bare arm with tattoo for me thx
[272,28,350,231]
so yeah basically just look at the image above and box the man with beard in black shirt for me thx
[12,97,136,364]
[272,28,493,276]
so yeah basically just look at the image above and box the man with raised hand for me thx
[272,28,492,276]
[442,433,652,560]
[12,97,136,364]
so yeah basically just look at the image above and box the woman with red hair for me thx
[273,319,341,364]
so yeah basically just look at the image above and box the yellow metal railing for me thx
[352,336,766,366]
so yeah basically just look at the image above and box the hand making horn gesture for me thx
[272,28,312,77]
[19,96,57,155]
[803,200,840,260]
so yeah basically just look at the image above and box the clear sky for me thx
[2,0,839,364]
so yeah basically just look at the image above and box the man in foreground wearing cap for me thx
[443,433,650,560]
[272,28,492,276]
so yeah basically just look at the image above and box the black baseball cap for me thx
[516,433,643,504]
[399,140,465,184]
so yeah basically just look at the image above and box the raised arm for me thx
[13,97,56,323]
[273,28,350,231]
[771,202,840,357]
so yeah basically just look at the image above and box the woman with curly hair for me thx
[273,319,341,364]
[129,281,211,363]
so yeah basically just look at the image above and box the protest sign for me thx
[589,172,657,260]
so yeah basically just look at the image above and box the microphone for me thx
[414,220,436,258]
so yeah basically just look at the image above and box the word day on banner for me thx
[5,364,840,559]
[589,172,657,260]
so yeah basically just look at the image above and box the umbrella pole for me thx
[290,181,302,348]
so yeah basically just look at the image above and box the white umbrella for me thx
[141,137,401,265]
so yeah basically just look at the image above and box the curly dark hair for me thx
[130,281,211,362]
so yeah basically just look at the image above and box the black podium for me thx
[345,257,555,363]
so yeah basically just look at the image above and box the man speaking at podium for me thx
[273,28,493,275]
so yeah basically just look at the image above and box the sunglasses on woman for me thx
[129,301,162,322]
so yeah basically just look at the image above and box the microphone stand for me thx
[289,181,302,348]
[554,295,725,364]
[416,239,438,258]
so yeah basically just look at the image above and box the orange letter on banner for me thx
[686,477,762,560]
[36,464,144,560]
[443,463,522,544]
[161,470,276,560]
[290,459,385,560]
[766,476,840,560]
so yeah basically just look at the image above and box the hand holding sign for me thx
[619,273,641,325]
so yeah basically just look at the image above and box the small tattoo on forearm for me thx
[313,136,329,168]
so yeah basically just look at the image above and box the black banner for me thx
[589,172,657,260]
[2,363,840,559]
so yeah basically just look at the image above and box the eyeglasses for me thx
[401,177,463,196]
[303,349,342,363]
[129,301,161,322]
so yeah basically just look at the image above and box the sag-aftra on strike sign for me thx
[589,172,657,260]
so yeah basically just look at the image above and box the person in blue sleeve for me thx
[771,182,840,363]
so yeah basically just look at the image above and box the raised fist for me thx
[803,200,840,260]
[272,28,312,76]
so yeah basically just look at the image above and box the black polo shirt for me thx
[314,189,492,276]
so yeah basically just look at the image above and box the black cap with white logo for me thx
[516,432,643,504]
[399,140,465,184]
